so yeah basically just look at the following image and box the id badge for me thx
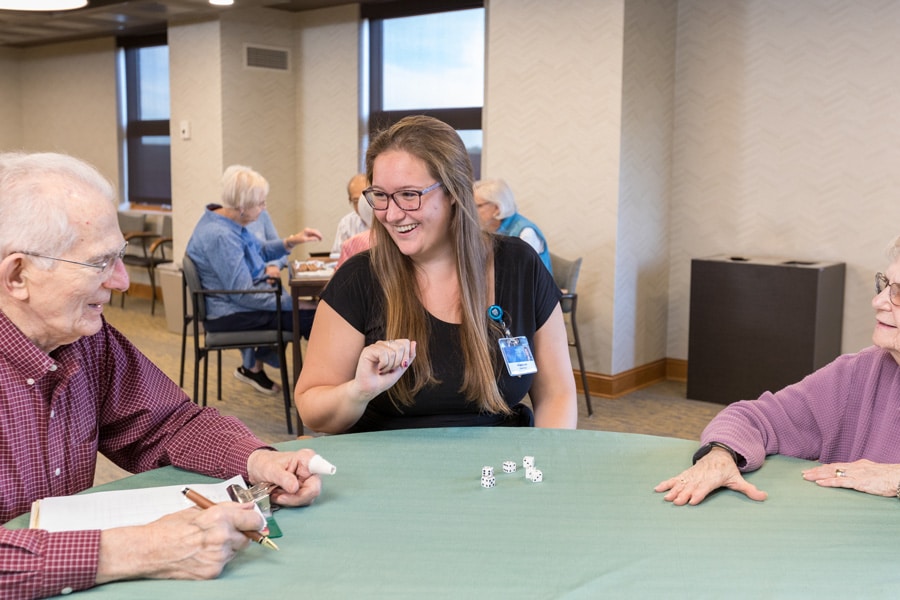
[498,336,538,376]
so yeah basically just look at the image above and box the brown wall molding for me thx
[574,358,688,399]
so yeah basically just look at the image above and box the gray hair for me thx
[0,152,116,260]
[221,164,269,212]
[473,178,517,220]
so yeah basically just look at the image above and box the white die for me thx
[502,461,517,473]
[530,469,543,483]
[523,456,535,469]
[525,466,535,479]
[481,475,496,488]
[482,466,494,478]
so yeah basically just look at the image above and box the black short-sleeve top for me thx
[320,235,561,432]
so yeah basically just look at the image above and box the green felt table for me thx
[9,427,895,598]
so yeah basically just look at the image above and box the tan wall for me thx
[484,0,626,374]
[220,9,298,248]
[5,0,895,376]
[16,39,118,191]
[293,4,362,256]
[169,18,224,263]
[0,47,22,149]
[667,0,900,359]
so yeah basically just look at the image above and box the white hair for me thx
[221,164,269,211]
[0,152,116,260]
[473,178,517,220]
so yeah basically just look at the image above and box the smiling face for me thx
[371,150,453,264]
[15,187,129,353]
[872,256,900,364]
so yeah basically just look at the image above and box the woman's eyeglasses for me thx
[362,182,443,212]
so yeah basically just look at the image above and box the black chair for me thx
[181,255,296,434]
[549,253,593,416]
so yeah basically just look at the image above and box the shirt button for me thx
[26,378,35,385]
[54,468,61,476]
[61,587,73,595]
[50,410,55,419]
[49,364,58,371]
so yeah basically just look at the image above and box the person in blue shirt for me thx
[474,178,552,275]
[186,165,321,395]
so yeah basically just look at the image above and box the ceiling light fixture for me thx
[209,0,234,6]
[0,0,87,10]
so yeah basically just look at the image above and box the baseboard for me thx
[575,358,688,399]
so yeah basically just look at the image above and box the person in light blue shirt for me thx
[247,209,288,272]
[474,178,553,275]
[186,165,321,395]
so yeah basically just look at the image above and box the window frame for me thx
[117,32,172,210]
[363,0,485,169]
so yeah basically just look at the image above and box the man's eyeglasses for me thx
[363,182,443,212]
[875,272,900,306]
[20,241,128,276]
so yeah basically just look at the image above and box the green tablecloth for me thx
[9,428,897,598]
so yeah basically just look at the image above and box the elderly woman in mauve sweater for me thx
[657,235,900,506]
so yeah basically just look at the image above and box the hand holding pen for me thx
[182,487,279,551]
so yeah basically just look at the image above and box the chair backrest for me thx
[550,253,582,294]
[549,253,582,315]
[180,255,207,323]
[117,212,146,235]
[160,214,173,238]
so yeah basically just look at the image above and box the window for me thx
[118,33,172,208]
[364,1,484,177]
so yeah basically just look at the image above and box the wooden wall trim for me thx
[573,358,688,399]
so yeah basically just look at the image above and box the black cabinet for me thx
[687,255,845,405]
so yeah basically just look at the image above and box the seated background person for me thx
[656,235,900,505]
[295,116,577,433]
[187,165,321,395]
[247,208,288,276]
[0,152,322,599]
[336,185,374,269]
[330,173,369,256]
[474,177,553,274]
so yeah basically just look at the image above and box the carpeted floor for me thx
[95,295,725,484]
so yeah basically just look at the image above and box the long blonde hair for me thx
[366,116,509,415]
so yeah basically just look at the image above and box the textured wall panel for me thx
[220,10,298,241]
[668,0,900,360]
[169,19,224,262]
[294,5,362,256]
[19,39,118,190]
[0,48,22,149]
[485,0,625,373]
[614,0,677,373]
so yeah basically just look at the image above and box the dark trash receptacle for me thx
[687,255,845,405]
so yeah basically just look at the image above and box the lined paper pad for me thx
[29,475,244,531]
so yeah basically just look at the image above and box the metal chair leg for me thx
[569,299,592,416]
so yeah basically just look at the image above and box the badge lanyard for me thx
[488,305,537,376]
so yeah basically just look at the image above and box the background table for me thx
[289,274,330,387]
[9,428,898,598]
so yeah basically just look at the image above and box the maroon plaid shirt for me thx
[0,311,271,599]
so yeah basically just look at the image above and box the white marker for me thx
[309,454,336,475]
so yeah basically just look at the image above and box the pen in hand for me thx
[182,487,279,551]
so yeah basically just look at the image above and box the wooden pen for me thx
[182,487,279,551]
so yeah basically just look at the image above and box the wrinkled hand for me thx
[353,339,416,401]
[802,459,900,497]
[247,448,322,507]
[265,265,281,279]
[654,447,768,506]
[285,228,324,248]
[97,501,263,584]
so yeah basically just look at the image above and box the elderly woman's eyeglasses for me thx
[875,272,900,306]
[20,241,128,276]
[363,182,443,212]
